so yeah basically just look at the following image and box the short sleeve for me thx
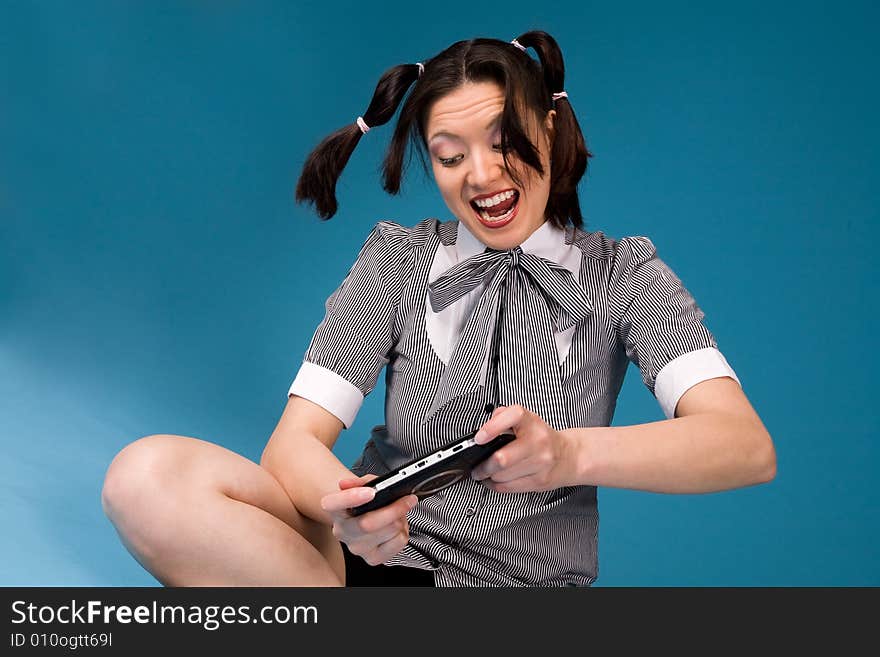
[288,221,411,428]
[610,236,740,419]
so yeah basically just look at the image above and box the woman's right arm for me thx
[263,223,413,554]
[260,394,417,565]
[259,394,355,525]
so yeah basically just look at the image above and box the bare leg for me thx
[101,434,344,586]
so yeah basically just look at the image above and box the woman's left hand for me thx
[470,404,578,493]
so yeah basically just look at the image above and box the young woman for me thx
[102,31,776,587]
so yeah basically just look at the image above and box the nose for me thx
[465,145,505,190]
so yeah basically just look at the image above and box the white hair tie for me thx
[356,116,370,134]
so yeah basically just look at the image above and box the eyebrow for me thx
[428,113,503,144]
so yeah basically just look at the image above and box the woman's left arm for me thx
[472,376,776,494]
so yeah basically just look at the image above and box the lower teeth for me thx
[478,202,516,223]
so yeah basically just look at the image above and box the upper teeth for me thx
[474,190,516,208]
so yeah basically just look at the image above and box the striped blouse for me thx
[289,218,739,586]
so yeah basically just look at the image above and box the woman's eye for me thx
[438,154,463,166]
[437,144,501,167]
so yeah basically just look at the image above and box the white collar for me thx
[456,219,580,278]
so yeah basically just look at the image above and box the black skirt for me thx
[342,542,434,587]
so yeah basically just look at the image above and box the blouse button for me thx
[465,507,476,517]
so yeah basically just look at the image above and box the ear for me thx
[544,109,557,145]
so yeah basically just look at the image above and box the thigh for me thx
[105,434,341,577]
[109,434,296,521]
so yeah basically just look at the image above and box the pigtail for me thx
[513,31,591,228]
[295,63,422,219]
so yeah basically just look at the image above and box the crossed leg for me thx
[101,434,344,586]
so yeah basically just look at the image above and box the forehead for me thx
[426,81,506,138]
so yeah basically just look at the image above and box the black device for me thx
[349,430,515,516]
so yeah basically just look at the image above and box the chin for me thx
[483,232,526,251]
[462,213,537,251]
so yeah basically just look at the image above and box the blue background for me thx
[1,1,877,586]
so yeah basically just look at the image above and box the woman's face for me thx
[425,81,555,251]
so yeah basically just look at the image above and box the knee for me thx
[101,434,187,523]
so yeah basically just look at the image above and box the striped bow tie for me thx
[424,246,593,429]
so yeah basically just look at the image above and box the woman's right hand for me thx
[320,474,418,566]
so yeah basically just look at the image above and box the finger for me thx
[484,473,549,494]
[340,494,417,537]
[338,473,378,490]
[484,458,543,484]
[474,405,528,444]
[346,519,407,554]
[471,440,533,480]
[368,530,410,566]
[321,486,376,514]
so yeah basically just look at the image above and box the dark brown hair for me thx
[295,30,592,229]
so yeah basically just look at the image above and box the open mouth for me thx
[469,190,520,228]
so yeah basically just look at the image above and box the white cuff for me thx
[288,361,364,429]
[654,347,741,419]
